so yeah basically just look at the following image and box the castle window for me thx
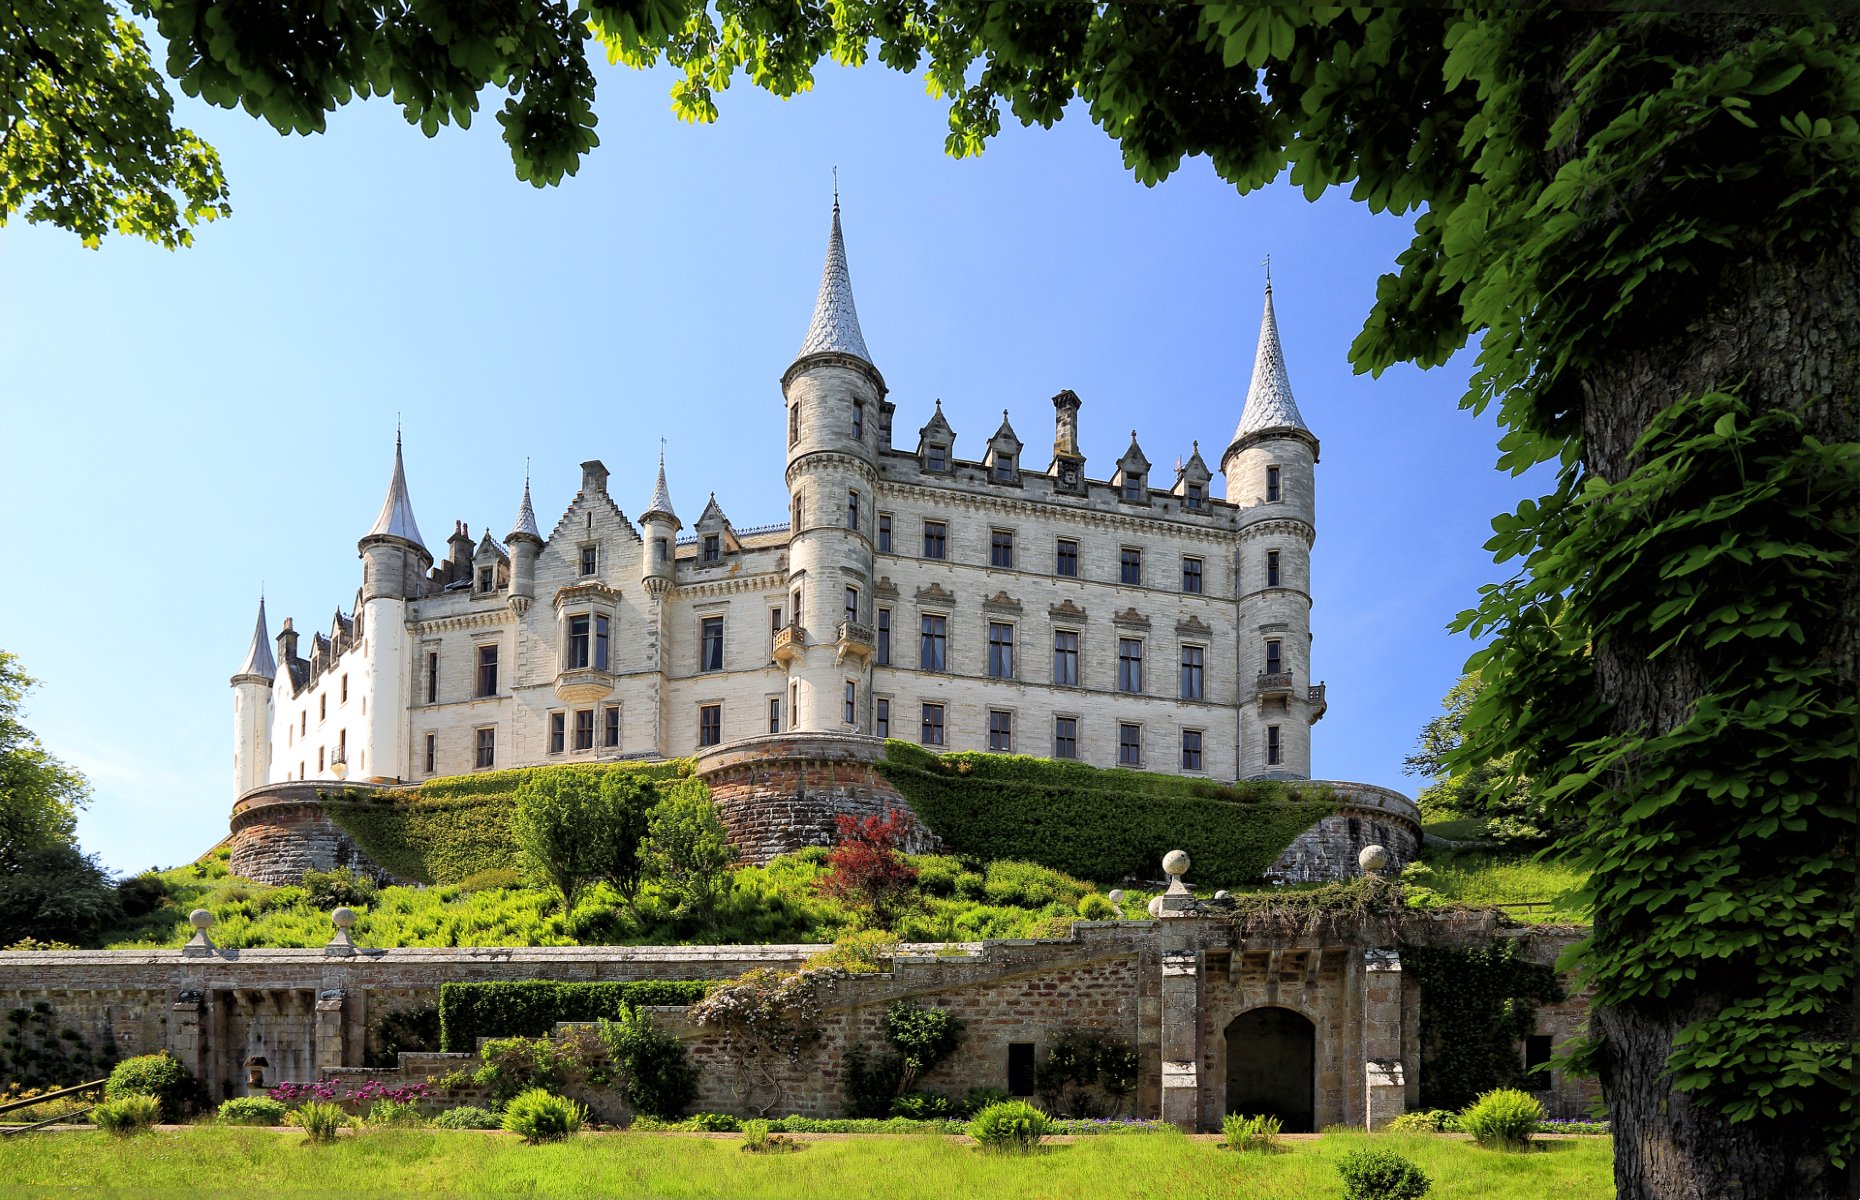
[1122,473,1146,502]
[477,645,499,696]
[791,495,802,531]
[701,616,725,672]
[1265,639,1283,675]
[771,607,784,644]
[549,712,565,754]
[920,614,948,672]
[1181,646,1206,700]
[1118,723,1142,766]
[1055,539,1079,578]
[847,490,860,531]
[926,444,948,472]
[1053,630,1079,687]
[1007,1043,1036,1096]
[301,710,307,735]
[878,512,893,553]
[580,546,598,576]
[698,704,722,747]
[320,694,327,721]
[1266,465,1282,503]
[1120,547,1142,586]
[656,538,669,563]
[1182,729,1203,771]
[844,681,858,726]
[920,703,945,746]
[987,622,1015,679]
[337,729,346,762]
[1267,725,1282,766]
[569,615,591,668]
[477,566,494,593]
[574,709,595,751]
[852,398,864,440]
[993,454,1015,482]
[1185,483,1204,510]
[341,674,349,703]
[424,733,436,775]
[317,747,324,771]
[769,697,782,735]
[792,588,803,627]
[1053,717,1078,760]
[1182,556,1203,594]
[1117,638,1144,693]
[789,682,798,730]
[922,520,947,560]
[595,615,610,671]
[875,698,890,738]
[604,706,620,747]
[703,534,720,563]
[990,529,1014,570]
[789,403,799,447]
[1266,550,1281,588]
[988,709,1013,752]
[844,587,859,626]
[877,609,891,665]
[475,727,496,769]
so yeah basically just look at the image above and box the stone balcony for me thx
[555,667,615,703]
[1308,682,1328,721]
[1255,671,1294,706]
[771,623,806,666]
[835,620,876,666]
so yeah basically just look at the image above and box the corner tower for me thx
[1222,283,1323,779]
[356,436,432,781]
[230,596,276,798]
[778,196,883,733]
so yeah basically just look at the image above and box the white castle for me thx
[230,202,1326,799]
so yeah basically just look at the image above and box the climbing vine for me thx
[1401,942,1565,1112]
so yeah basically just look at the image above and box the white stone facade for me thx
[230,206,1328,797]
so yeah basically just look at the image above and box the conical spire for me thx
[508,471,541,541]
[235,597,276,680]
[643,447,679,524]
[365,433,426,548]
[795,197,872,364]
[1233,283,1310,440]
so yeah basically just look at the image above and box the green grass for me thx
[1405,849,1588,923]
[0,1126,1613,1199]
[1422,816,1491,842]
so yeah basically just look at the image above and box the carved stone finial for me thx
[1359,844,1391,877]
[182,909,216,956]
[326,906,359,956]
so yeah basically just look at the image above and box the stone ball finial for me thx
[1146,896,1165,918]
[1107,889,1125,906]
[1214,889,1231,901]
[1162,850,1191,880]
[1359,844,1391,874]
[189,909,214,931]
[331,906,358,930]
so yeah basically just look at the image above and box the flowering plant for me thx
[271,1079,432,1110]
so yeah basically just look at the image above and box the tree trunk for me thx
[1577,229,1860,1200]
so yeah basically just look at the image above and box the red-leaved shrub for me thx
[815,811,919,922]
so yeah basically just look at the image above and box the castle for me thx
[231,200,1329,806]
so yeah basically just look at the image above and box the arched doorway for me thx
[1224,1007,1316,1132]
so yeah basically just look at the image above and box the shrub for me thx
[501,1088,585,1143]
[1076,894,1118,920]
[432,1105,501,1130]
[688,1111,740,1132]
[968,1100,1053,1153]
[1337,1147,1432,1200]
[592,772,659,901]
[596,1007,698,1119]
[91,1094,162,1135]
[366,1098,426,1126]
[844,1044,905,1118]
[957,1087,1012,1117]
[511,767,606,910]
[1387,1109,1460,1133]
[116,872,171,919]
[104,1052,195,1122]
[300,866,377,910]
[455,867,525,893]
[439,979,713,1051]
[885,1001,963,1092]
[217,1096,288,1126]
[643,790,735,919]
[1221,1111,1283,1151]
[474,1036,579,1107]
[1459,1086,1545,1149]
[291,1100,352,1142]
[890,1091,953,1119]
[1034,1031,1139,1118]
[815,810,920,921]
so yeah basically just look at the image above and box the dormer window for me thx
[702,534,720,563]
[477,567,495,593]
[926,444,949,472]
[1122,473,1146,502]
[579,546,598,576]
[1185,483,1204,509]
[993,455,1016,482]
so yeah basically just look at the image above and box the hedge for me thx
[438,980,716,1051]
[323,761,698,885]
[880,741,1337,887]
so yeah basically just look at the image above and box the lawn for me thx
[0,1127,1613,1199]
[1404,849,1588,923]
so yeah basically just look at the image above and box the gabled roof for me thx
[475,529,508,561]
[1179,440,1212,482]
[795,200,873,365]
[234,597,275,680]
[916,400,955,451]
[1233,284,1310,440]
[365,435,427,548]
[1117,430,1152,474]
[988,410,1023,454]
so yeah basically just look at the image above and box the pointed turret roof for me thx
[795,198,872,364]
[365,434,426,548]
[235,597,276,680]
[1233,284,1310,440]
[508,474,542,542]
[643,449,679,525]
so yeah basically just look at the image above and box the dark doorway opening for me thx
[1224,1007,1316,1132]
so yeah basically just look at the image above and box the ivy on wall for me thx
[1400,941,1565,1112]
[880,742,1337,887]
[322,761,696,886]
[438,979,715,1051]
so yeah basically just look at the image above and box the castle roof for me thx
[508,476,541,541]
[365,435,426,548]
[235,597,275,679]
[1233,284,1310,441]
[642,450,679,525]
[795,200,872,365]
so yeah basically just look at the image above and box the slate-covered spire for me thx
[508,471,541,542]
[642,447,679,526]
[235,596,276,680]
[1233,282,1310,441]
[795,196,872,365]
[365,433,427,548]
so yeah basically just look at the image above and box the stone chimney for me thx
[276,617,298,665]
[1053,389,1082,459]
[581,460,610,495]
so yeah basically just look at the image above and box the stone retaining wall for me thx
[229,782,402,886]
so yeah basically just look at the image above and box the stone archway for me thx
[1224,1006,1316,1132]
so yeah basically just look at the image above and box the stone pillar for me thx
[1159,948,1202,1130]
[315,990,347,1077]
[1362,948,1406,1129]
[168,990,207,1110]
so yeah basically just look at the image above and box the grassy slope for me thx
[0,1127,1613,1200]
[1406,847,1588,924]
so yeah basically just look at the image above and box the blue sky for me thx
[0,57,1550,875]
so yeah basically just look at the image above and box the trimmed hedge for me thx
[439,980,715,1051]
[323,761,697,885]
[880,742,1337,886]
